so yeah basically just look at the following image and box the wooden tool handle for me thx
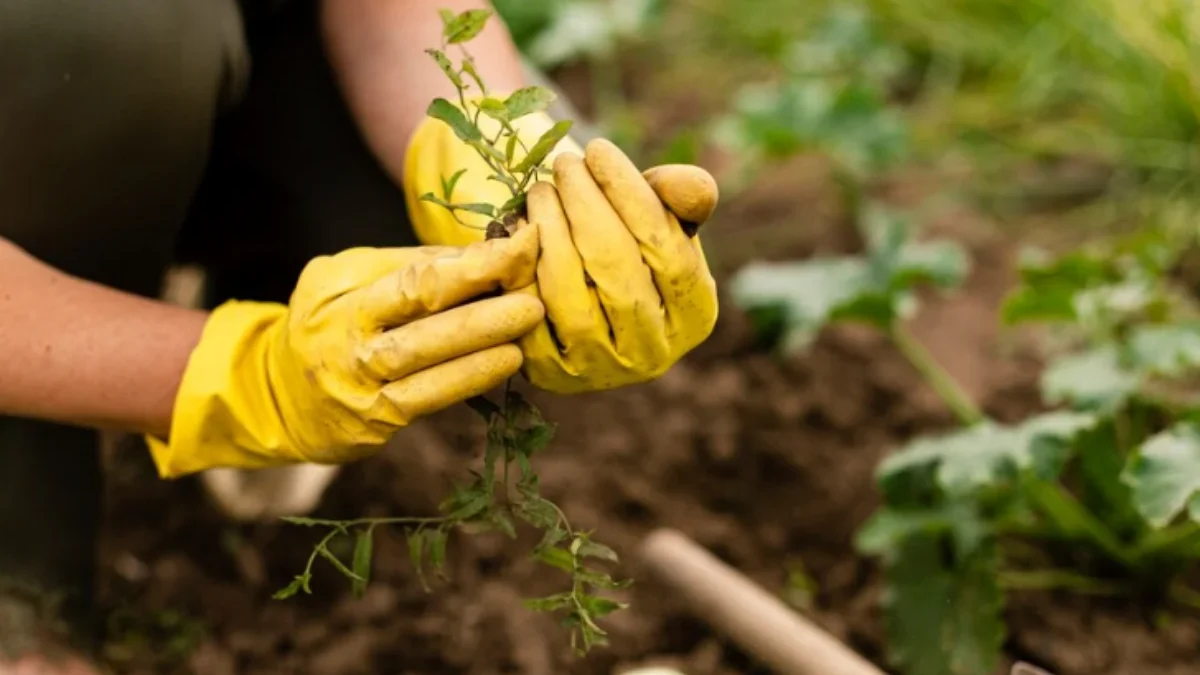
[638,529,886,675]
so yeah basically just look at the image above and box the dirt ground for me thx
[87,149,1200,675]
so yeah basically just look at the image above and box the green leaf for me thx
[855,502,988,559]
[426,98,482,143]
[351,529,373,598]
[535,526,567,552]
[279,516,326,527]
[1000,248,1117,325]
[406,528,429,591]
[1122,422,1200,528]
[1129,323,1200,377]
[523,592,575,613]
[881,532,1004,675]
[461,55,486,93]
[514,120,573,173]
[534,546,576,573]
[492,509,518,538]
[516,495,560,529]
[442,168,468,202]
[478,97,510,122]
[878,411,1098,498]
[448,491,492,522]
[504,86,557,120]
[577,568,633,590]
[498,193,528,217]
[426,528,449,578]
[577,540,620,564]
[443,8,493,44]
[454,202,497,218]
[272,574,310,600]
[516,423,555,455]
[424,49,463,89]
[1041,346,1138,411]
[505,134,519,163]
[580,594,627,617]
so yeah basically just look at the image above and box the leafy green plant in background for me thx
[734,192,1200,673]
[710,4,911,195]
[274,10,627,657]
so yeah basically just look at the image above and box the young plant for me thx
[732,203,1200,675]
[273,9,627,657]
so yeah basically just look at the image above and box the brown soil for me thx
[91,159,1200,675]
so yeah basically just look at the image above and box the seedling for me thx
[273,9,627,657]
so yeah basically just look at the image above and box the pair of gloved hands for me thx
[147,109,720,478]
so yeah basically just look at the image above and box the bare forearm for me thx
[0,238,208,436]
[320,0,528,184]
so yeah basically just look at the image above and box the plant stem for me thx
[889,322,985,425]
[999,569,1127,596]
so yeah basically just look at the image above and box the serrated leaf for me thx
[351,529,373,598]
[504,86,557,120]
[427,98,482,143]
[882,532,1004,675]
[1122,422,1200,528]
[577,540,619,564]
[879,412,1097,498]
[443,8,493,44]
[514,120,573,173]
[517,495,560,529]
[272,574,310,600]
[516,423,555,455]
[1041,346,1138,411]
[449,491,492,522]
[535,546,576,573]
[523,592,575,612]
[425,49,463,89]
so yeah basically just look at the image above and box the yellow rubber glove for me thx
[518,140,720,393]
[403,107,719,393]
[146,227,542,478]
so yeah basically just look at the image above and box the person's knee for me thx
[0,0,249,295]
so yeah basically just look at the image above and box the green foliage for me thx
[729,206,968,351]
[1123,423,1200,528]
[494,0,664,68]
[418,9,573,232]
[711,4,911,183]
[275,10,624,657]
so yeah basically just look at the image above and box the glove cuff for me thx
[144,300,298,478]
[402,103,583,247]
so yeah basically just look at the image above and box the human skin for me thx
[0,0,527,442]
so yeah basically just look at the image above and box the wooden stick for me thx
[637,529,886,675]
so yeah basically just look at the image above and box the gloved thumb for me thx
[642,164,719,237]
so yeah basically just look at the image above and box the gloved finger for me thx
[524,182,606,350]
[642,164,719,231]
[553,153,669,366]
[359,293,544,382]
[356,224,539,329]
[380,344,524,424]
[584,139,701,287]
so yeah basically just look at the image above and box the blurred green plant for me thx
[710,4,911,193]
[732,198,1200,673]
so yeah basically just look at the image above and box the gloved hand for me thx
[403,109,720,393]
[146,227,542,478]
